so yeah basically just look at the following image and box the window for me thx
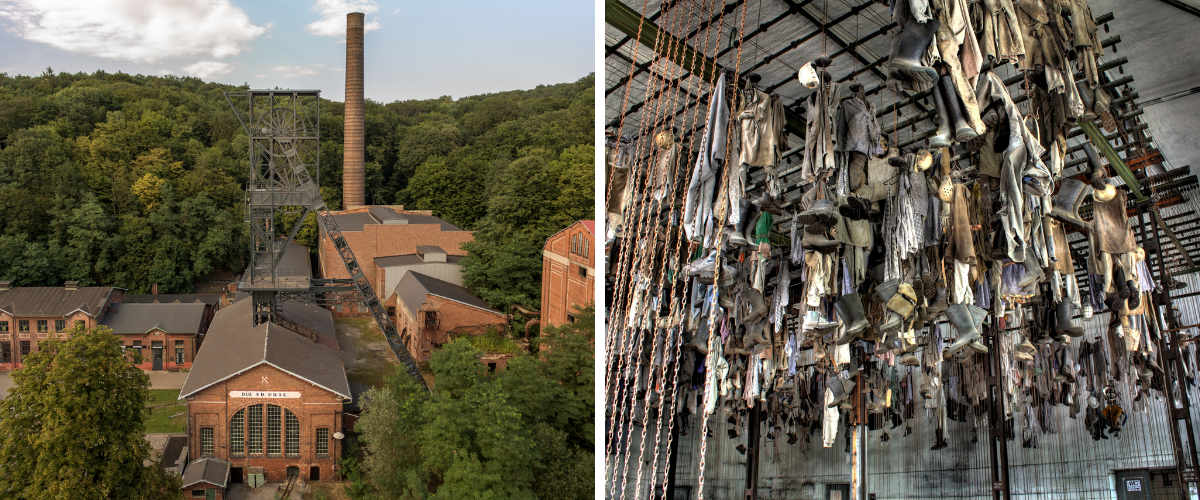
[0,321,7,332]
[19,341,30,358]
[285,411,300,457]
[132,342,143,362]
[247,404,263,455]
[583,239,589,258]
[578,265,587,278]
[230,409,245,456]
[571,233,578,254]
[54,320,65,332]
[191,490,206,498]
[18,320,28,333]
[266,405,281,457]
[1,342,10,363]
[36,320,46,333]
[200,427,213,456]
[315,428,329,458]
[175,340,185,365]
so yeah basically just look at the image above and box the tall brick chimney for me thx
[343,12,366,209]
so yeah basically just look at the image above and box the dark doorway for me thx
[230,467,243,483]
[151,342,163,371]
[826,483,850,500]
[310,466,320,481]
[1116,469,1151,500]
[286,466,299,479]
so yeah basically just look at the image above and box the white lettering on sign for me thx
[1126,480,1142,492]
[229,391,301,399]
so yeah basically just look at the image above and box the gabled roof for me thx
[543,220,596,250]
[124,294,221,306]
[580,220,595,234]
[99,303,206,334]
[0,287,116,318]
[395,271,498,316]
[180,458,230,489]
[179,299,350,399]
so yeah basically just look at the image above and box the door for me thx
[205,489,215,500]
[310,466,320,481]
[151,341,163,371]
[826,483,850,500]
[230,467,243,483]
[1116,469,1151,500]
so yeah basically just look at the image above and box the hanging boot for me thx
[1085,144,1117,202]
[744,289,769,323]
[847,151,867,191]
[727,199,754,247]
[687,330,710,354]
[1018,257,1045,288]
[752,190,784,216]
[1113,267,1131,299]
[944,304,980,355]
[1049,178,1093,230]
[799,199,839,233]
[929,85,953,148]
[887,18,941,85]
[966,305,989,353]
[1076,80,1098,122]
[1056,300,1084,337]
[834,292,872,343]
[827,377,850,408]
[940,75,978,142]
[1015,339,1036,361]
[801,230,841,254]
[744,320,770,347]
[926,286,949,317]
[803,310,839,331]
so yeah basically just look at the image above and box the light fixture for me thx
[333,432,345,440]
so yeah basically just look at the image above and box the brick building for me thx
[0,281,124,370]
[179,298,350,485]
[541,221,596,327]
[317,206,473,316]
[389,271,507,363]
[181,458,230,500]
[99,302,208,371]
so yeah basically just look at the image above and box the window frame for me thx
[229,409,245,457]
[175,340,185,364]
[0,321,9,333]
[200,427,214,457]
[266,404,282,457]
[315,428,330,458]
[285,411,300,458]
[54,320,65,332]
[18,320,28,333]
[247,404,263,456]
[36,320,47,333]
[19,341,30,357]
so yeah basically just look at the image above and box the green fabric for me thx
[754,213,774,244]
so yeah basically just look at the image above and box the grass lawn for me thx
[146,389,186,433]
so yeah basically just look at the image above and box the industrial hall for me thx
[604,0,1200,498]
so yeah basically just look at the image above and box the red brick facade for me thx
[0,288,123,370]
[541,221,596,328]
[393,294,507,362]
[318,208,474,317]
[121,329,198,371]
[184,364,345,483]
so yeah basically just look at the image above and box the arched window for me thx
[232,404,298,458]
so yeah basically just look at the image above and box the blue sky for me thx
[0,0,595,102]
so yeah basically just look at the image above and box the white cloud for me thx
[184,61,234,79]
[305,0,380,37]
[272,64,325,78]
[0,0,266,64]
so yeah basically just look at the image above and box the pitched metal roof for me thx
[581,220,595,234]
[124,294,221,306]
[99,303,206,334]
[0,286,115,318]
[178,299,350,399]
[395,271,497,316]
[374,254,465,267]
[180,458,230,489]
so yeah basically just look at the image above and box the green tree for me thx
[354,310,594,500]
[0,326,180,499]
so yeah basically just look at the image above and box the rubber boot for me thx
[834,293,872,343]
[966,304,989,353]
[685,250,717,278]
[1056,300,1084,337]
[687,330,710,354]
[944,304,979,355]
[1059,349,1077,384]
[751,191,783,216]
[926,286,949,317]
[803,310,839,331]
[742,204,761,245]
[1018,257,1045,288]
[827,377,851,408]
[847,151,867,191]
[744,320,770,347]
[1049,178,1093,230]
[727,199,754,247]
[1085,144,1116,201]
[888,18,941,85]
[940,75,978,142]
[1113,267,1131,299]
[929,82,953,148]
[744,289,769,323]
[801,231,841,254]
[1015,339,1036,361]
[1076,80,1098,122]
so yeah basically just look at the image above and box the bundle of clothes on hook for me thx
[604,0,1200,454]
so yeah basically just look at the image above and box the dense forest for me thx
[0,68,594,309]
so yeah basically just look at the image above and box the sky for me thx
[0,0,595,103]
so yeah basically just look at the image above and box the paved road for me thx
[0,370,187,399]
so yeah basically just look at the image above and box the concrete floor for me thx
[225,481,307,500]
